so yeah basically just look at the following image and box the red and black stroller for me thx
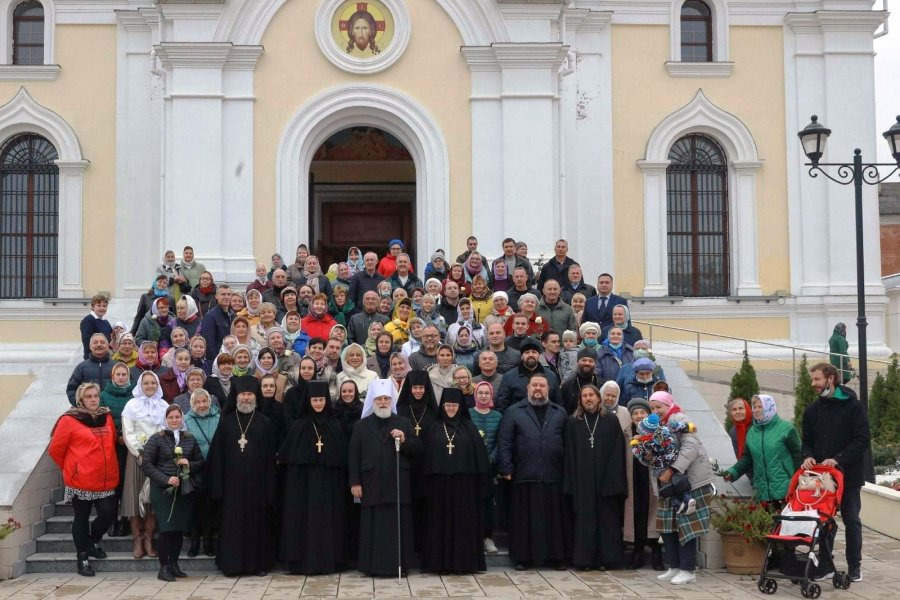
[757,465,852,598]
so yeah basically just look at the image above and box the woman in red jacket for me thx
[301,293,338,340]
[49,382,120,577]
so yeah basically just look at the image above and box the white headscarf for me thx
[121,371,168,425]
[361,378,398,418]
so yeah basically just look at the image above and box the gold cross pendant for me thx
[315,439,324,453]
[238,434,248,453]
[447,440,455,455]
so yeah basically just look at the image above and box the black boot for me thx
[188,537,201,557]
[88,542,107,559]
[650,544,664,571]
[203,537,215,557]
[623,544,635,569]
[76,552,95,577]
[169,561,188,578]
[631,549,646,570]
[158,564,176,582]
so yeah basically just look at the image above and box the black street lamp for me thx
[797,114,900,415]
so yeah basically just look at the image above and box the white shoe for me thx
[484,538,498,554]
[683,499,697,516]
[657,568,679,580]
[671,570,697,585]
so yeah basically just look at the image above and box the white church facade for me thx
[0,0,890,351]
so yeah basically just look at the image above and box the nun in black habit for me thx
[563,383,627,570]
[348,379,422,577]
[278,380,349,574]
[205,376,277,577]
[421,387,490,574]
[334,379,364,560]
[395,370,439,553]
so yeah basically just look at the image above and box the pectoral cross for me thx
[238,434,248,452]
[589,436,594,449]
[315,439,324,453]
[414,424,421,436]
[447,440,455,455]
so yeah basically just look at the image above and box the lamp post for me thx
[797,114,900,414]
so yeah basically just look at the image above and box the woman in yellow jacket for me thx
[384,298,413,344]
[469,275,494,324]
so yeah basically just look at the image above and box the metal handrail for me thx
[632,319,893,394]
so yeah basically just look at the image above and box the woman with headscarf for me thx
[463,252,491,286]
[230,344,254,378]
[172,367,210,414]
[336,343,378,400]
[491,258,511,293]
[131,275,175,336]
[100,362,135,537]
[346,246,365,276]
[283,356,318,425]
[503,293,548,338]
[384,298,414,344]
[595,326,634,384]
[469,275,494,324]
[603,304,644,348]
[121,371,168,559]
[366,332,396,378]
[161,327,190,368]
[189,271,217,318]
[49,382,120,577]
[254,347,287,402]
[452,366,476,408]
[427,345,459,403]
[130,341,170,383]
[238,289,263,329]
[416,294,447,338]
[649,390,715,586]
[204,352,235,406]
[328,284,357,328]
[420,387,490,574]
[183,388,220,558]
[135,297,172,347]
[402,317,425,358]
[268,253,285,280]
[278,380,349,574]
[723,394,801,504]
[444,262,472,297]
[112,333,138,368]
[389,351,411,394]
[188,336,212,376]
[829,322,855,383]
[173,296,201,338]
[159,348,193,402]
[140,404,204,581]
[451,326,479,372]
[727,397,753,461]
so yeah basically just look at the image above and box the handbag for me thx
[138,478,151,517]
[778,505,819,537]
[658,472,691,499]
[797,470,836,498]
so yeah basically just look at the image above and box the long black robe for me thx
[564,410,627,569]
[396,370,440,553]
[348,413,422,576]
[206,409,277,576]
[333,397,363,559]
[421,392,490,574]
[278,410,349,574]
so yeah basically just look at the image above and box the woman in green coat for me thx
[723,394,801,503]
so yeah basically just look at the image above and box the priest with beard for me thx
[421,387,490,574]
[395,370,439,553]
[206,376,277,576]
[278,380,349,574]
[564,383,627,570]
[497,372,568,570]
[348,379,422,576]
[560,349,601,415]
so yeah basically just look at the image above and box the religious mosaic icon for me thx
[331,1,395,59]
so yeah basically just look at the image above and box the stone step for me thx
[36,533,148,554]
[26,551,512,573]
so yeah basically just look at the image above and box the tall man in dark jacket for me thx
[347,291,389,345]
[497,373,568,570]
[201,285,234,360]
[495,338,561,412]
[537,239,577,290]
[582,273,628,330]
[348,252,385,307]
[66,333,115,405]
[801,362,870,582]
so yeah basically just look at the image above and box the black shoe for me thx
[169,561,188,578]
[631,551,646,570]
[88,543,106,559]
[76,552,95,577]
[203,538,215,557]
[187,538,200,558]
[514,563,530,571]
[849,565,862,582]
[650,547,664,571]
[158,565,176,582]
[256,570,268,577]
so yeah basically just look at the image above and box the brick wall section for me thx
[0,453,61,579]
[882,224,900,277]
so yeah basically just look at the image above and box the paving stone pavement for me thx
[3,526,899,599]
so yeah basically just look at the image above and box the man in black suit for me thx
[581,273,627,330]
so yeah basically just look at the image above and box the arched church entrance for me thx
[309,126,415,268]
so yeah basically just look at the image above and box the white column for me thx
[732,161,764,296]
[493,43,568,257]
[54,160,89,298]
[562,10,613,279]
[462,47,505,251]
[115,9,162,296]
[636,161,670,297]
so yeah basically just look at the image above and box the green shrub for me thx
[793,354,817,438]
[724,350,760,431]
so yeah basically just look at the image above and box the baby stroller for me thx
[757,465,852,598]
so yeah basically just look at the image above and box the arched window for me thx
[666,134,729,297]
[12,1,44,65]
[680,0,712,62]
[0,133,58,298]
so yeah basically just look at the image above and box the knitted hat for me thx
[649,390,675,409]
[576,347,597,361]
[519,337,541,354]
[492,291,509,303]
[389,239,405,250]
[633,358,656,373]
[579,321,600,337]
[627,397,652,416]
[637,413,660,436]
[430,250,445,263]
[562,330,577,342]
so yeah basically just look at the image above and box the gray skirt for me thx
[120,452,150,518]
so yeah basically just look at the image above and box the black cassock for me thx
[348,414,422,576]
[334,397,363,559]
[206,409,277,576]
[420,415,490,574]
[278,412,349,574]
[564,411,627,569]
[397,399,438,552]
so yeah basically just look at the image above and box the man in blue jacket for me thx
[801,362,870,582]
[582,273,628,331]
[201,285,234,360]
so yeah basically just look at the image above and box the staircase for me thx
[25,487,513,573]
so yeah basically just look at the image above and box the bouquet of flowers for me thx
[0,517,21,541]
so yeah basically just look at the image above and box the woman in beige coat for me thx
[599,381,662,570]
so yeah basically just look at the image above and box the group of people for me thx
[52,237,870,583]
